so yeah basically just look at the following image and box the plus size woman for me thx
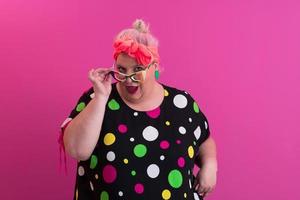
[59,19,218,200]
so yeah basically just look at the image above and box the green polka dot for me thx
[108,99,120,110]
[76,102,86,112]
[100,191,109,200]
[90,155,98,169]
[193,102,199,113]
[131,170,136,176]
[168,169,183,188]
[133,144,147,158]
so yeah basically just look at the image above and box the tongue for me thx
[126,86,138,94]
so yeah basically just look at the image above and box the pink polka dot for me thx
[146,107,160,118]
[118,124,128,134]
[177,157,185,168]
[176,140,181,144]
[103,165,117,183]
[134,183,144,194]
[160,140,170,149]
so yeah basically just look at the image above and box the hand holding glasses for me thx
[105,62,155,83]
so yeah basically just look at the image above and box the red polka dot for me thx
[177,157,185,168]
[146,107,160,119]
[160,140,170,149]
[134,183,144,194]
[103,165,117,183]
[118,124,128,134]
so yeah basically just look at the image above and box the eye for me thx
[117,67,126,73]
[134,66,144,72]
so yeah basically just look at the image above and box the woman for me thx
[59,19,218,200]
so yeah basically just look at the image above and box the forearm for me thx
[63,96,108,161]
[196,137,218,171]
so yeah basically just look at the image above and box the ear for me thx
[153,63,159,70]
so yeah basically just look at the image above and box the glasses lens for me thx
[132,71,145,82]
[112,71,126,82]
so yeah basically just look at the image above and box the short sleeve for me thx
[57,87,94,174]
[187,93,211,147]
[60,87,94,132]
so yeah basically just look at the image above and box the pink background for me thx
[1,0,299,199]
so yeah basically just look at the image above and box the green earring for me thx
[155,69,160,80]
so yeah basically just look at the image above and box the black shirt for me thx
[61,82,210,200]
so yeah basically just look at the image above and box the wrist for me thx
[93,95,109,104]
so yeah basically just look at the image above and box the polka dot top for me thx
[60,82,210,200]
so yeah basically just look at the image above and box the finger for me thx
[202,191,211,198]
[93,70,107,81]
[88,69,96,82]
[104,72,112,82]
[197,185,207,195]
[198,187,209,197]
[199,193,204,197]
[193,178,198,188]
[89,69,101,84]
[94,67,112,74]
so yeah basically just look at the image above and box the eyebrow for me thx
[116,64,142,68]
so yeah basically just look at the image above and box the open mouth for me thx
[125,86,139,94]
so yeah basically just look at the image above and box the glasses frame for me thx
[109,62,155,83]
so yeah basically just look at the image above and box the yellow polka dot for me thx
[123,158,129,164]
[165,121,170,126]
[103,133,116,145]
[164,89,169,96]
[95,174,98,179]
[184,192,187,198]
[188,146,194,158]
[162,189,171,199]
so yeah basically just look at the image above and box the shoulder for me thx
[72,86,95,105]
[162,83,195,102]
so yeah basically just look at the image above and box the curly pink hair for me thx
[113,19,160,67]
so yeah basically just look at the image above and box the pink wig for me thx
[113,19,160,67]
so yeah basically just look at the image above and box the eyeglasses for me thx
[109,62,155,83]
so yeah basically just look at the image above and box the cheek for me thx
[146,69,155,80]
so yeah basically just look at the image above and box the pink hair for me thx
[113,19,160,67]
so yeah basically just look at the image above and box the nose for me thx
[125,76,133,84]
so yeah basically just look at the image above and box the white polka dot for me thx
[142,126,159,141]
[189,178,192,189]
[194,126,201,140]
[147,164,160,178]
[118,191,123,196]
[189,117,192,122]
[205,121,208,129]
[188,169,190,175]
[106,151,115,162]
[90,93,95,99]
[90,181,94,191]
[173,94,188,109]
[130,137,135,142]
[194,192,200,200]
[134,112,138,116]
[78,166,85,176]
[160,155,165,160]
[179,126,186,134]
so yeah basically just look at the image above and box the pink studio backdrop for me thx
[1,0,299,199]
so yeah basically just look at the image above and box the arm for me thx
[195,136,218,171]
[193,136,218,197]
[63,96,108,161]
